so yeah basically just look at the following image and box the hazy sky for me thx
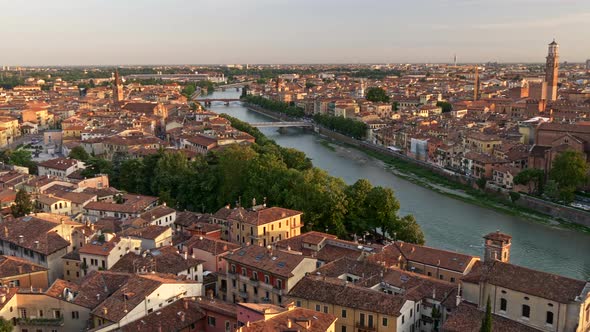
[3,0,590,65]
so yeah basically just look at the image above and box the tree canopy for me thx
[241,95,304,118]
[548,150,589,203]
[513,168,545,195]
[87,115,423,244]
[313,114,368,140]
[12,189,33,218]
[68,146,90,162]
[365,87,390,103]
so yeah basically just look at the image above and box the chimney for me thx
[184,251,188,260]
[34,240,40,249]
[287,319,292,328]
[17,265,23,274]
[184,298,189,310]
[102,307,108,315]
[179,312,185,322]
[456,283,462,307]
[18,235,24,244]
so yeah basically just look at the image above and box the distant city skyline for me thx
[3,0,590,66]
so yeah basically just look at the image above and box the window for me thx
[296,300,301,307]
[360,313,365,326]
[38,310,43,318]
[382,317,388,326]
[72,311,79,319]
[54,310,61,319]
[500,298,507,311]
[410,309,413,317]
[207,316,216,326]
[439,275,443,280]
[341,309,347,318]
[522,304,530,318]
[368,315,373,328]
[264,275,270,284]
[427,272,432,276]
[225,321,231,332]
[402,315,405,324]
[341,327,346,332]
[323,306,328,313]
[546,311,554,325]
[450,277,456,282]
[315,304,320,312]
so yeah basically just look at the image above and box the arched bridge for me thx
[250,122,314,128]
[198,98,241,106]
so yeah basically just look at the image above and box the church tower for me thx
[545,40,559,101]
[483,231,512,263]
[113,69,124,102]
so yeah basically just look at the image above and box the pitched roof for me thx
[240,307,337,332]
[0,214,72,255]
[224,245,311,278]
[370,242,478,273]
[442,302,542,332]
[110,246,204,275]
[462,260,587,303]
[223,206,303,226]
[287,276,407,316]
[0,255,48,278]
[121,299,205,332]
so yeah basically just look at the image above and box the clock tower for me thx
[545,40,559,101]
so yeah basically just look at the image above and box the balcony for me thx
[227,272,237,279]
[17,317,65,327]
[272,286,283,295]
[239,291,249,299]
[239,274,249,283]
[249,278,259,286]
[260,282,273,290]
[355,323,376,331]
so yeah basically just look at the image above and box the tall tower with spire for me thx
[113,69,124,102]
[545,40,559,101]
[473,66,480,101]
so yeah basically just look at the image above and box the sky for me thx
[2,0,590,65]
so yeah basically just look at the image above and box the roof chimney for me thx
[18,235,24,244]
[287,319,292,328]
[456,283,462,307]
[102,307,108,315]
[184,298,189,310]
[34,240,40,249]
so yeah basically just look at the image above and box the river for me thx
[202,90,590,280]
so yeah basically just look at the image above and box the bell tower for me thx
[113,69,124,102]
[545,40,559,101]
[483,231,512,263]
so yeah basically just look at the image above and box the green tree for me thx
[480,296,493,332]
[549,150,589,203]
[543,180,560,202]
[6,149,37,173]
[436,101,453,113]
[396,215,425,245]
[81,157,113,178]
[12,189,33,218]
[365,87,390,103]
[514,168,545,195]
[344,179,373,235]
[0,317,13,332]
[68,146,90,162]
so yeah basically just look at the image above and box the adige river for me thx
[203,90,590,280]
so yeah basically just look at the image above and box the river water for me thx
[202,90,590,280]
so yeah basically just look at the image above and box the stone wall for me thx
[515,195,590,227]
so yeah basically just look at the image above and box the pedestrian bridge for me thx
[250,122,314,128]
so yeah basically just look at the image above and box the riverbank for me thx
[241,101,590,231]
[315,132,590,233]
